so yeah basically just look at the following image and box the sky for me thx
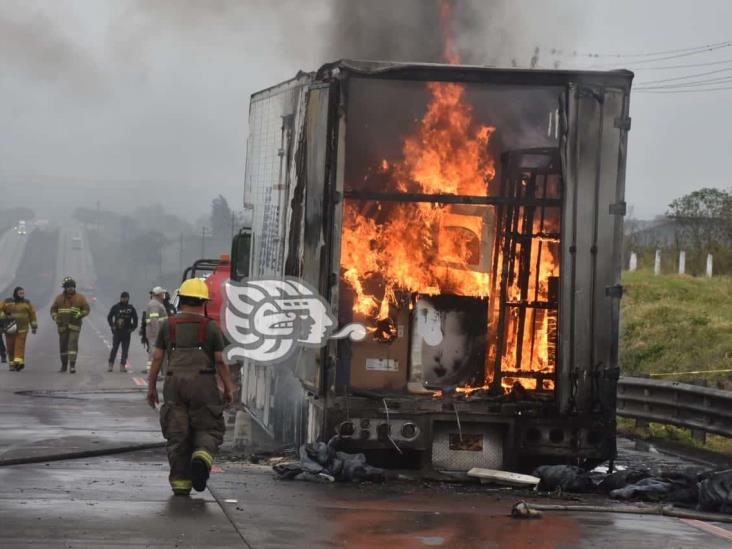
[1,0,731,221]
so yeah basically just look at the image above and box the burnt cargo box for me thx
[235,60,632,471]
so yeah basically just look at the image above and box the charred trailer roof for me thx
[239,59,633,470]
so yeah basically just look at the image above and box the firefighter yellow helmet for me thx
[178,278,209,300]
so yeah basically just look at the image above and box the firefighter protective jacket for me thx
[145,298,168,343]
[1,299,38,333]
[50,292,90,332]
[107,303,138,333]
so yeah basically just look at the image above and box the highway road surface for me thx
[0,226,32,295]
[1,223,732,548]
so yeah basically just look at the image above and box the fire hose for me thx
[511,500,732,524]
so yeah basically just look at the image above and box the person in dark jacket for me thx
[107,291,138,372]
[140,290,153,352]
[0,318,6,363]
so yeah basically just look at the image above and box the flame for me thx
[340,74,497,320]
[340,0,559,396]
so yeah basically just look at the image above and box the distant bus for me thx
[71,235,82,250]
[17,220,27,235]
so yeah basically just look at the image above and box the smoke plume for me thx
[0,2,99,90]
[326,0,583,68]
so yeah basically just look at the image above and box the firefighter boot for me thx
[119,362,127,373]
[107,362,114,373]
[191,450,213,492]
[69,362,76,374]
[1,353,6,363]
[15,362,24,372]
[170,479,192,496]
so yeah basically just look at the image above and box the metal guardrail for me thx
[617,377,732,439]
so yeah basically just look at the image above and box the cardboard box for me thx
[349,306,409,391]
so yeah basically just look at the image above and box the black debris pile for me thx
[698,469,732,513]
[608,470,698,504]
[273,436,386,483]
[532,464,732,513]
[532,465,594,493]
[597,468,651,493]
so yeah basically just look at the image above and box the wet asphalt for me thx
[2,230,732,547]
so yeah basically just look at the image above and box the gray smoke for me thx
[327,0,448,63]
[0,2,99,91]
[326,0,584,68]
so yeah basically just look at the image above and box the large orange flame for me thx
[341,77,496,320]
[340,0,559,394]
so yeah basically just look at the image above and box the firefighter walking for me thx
[51,277,90,373]
[146,279,235,496]
[144,286,168,373]
[1,287,38,371]
[107,291,138,372]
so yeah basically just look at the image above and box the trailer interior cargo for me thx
[233,60,632,472]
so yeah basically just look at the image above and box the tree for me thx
[667,188,732,249]
[210,195,233,241]
[666,187,732,274]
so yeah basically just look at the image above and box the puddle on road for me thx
[329,497,581,549]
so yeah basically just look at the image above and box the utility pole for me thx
[158,235,163,277]
[201,227,207,258]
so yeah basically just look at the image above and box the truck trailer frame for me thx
[231,60,632,471]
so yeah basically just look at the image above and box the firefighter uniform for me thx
[1,290,37,371]
[51,279,90,373]
[155,312,226,495]
[145,290,168,372]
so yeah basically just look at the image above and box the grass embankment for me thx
[620,270,732,456]
[621,270,732,383]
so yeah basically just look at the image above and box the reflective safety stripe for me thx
[12,358,23,364]
[192,449,214,469]
[67,351,78,356]
[170,479,192,491]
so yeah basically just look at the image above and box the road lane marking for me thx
[132,377,147,387]
[681,518,732,541]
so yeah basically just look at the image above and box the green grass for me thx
[620,270,732,385]
[617,417,732,457]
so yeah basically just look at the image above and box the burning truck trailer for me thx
[231,59,632,472]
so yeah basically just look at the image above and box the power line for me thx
[635,86,732,94]
[548,39,732,59]
[637,66,732,85]
[636,75,732,90]
[629,58,732,71]
[592,42,732,68]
